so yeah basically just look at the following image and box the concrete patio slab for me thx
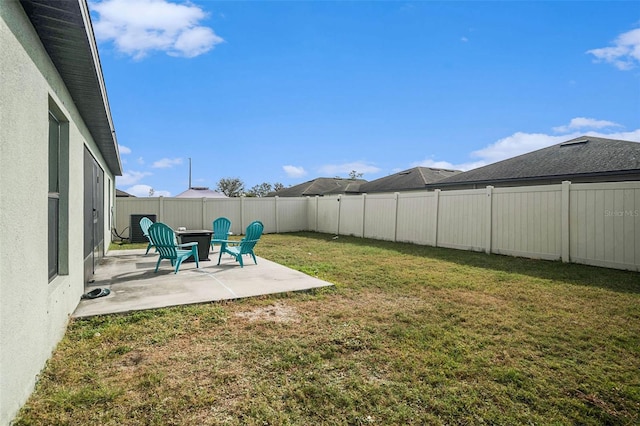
[73,249,334,318]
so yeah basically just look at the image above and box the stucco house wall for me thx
[0,2,118,424]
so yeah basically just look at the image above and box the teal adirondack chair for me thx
[217,221,264,267]
[148,222,199,273]
[210,217,232,252]
[139,216,156,255]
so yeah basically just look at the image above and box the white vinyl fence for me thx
[115,181,640,272]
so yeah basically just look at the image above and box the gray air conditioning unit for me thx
[130,214,156,243]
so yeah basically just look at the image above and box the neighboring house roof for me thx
[358,167,461,193]
[428,136,640,189]
[175,187,227,198]
[116,189,135,197]
[270,178,367,197]
[20,0,122,176]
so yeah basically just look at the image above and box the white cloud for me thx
[118,144,131,154]
[414,126,640,173]
[461,37,469,43]
[283,165,307,178]
[171,26,220,58]
[152,157,183,168]
[587,27,640,70]
[137,156,145,165]
[318,161,381,176]
[125,184,171,197]
[413,159,487,172]
[90,0,224,60]
[473,130,640,164]
[470,132,570,163]
[553,117,621,133]
[116,170,152,186]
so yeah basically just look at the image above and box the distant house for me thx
[358,167,461,193]
[116,188,136,197]
[428,136,640,190]
[175,186,227,198]
[1,1,122,424]
[269,178,367,197]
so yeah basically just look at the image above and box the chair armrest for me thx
[177,242,198,248]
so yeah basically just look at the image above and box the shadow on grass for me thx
[287,232,640,295]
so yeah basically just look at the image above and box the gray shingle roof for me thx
[431,136,640,187]
[175,187,227,198]
[358,167,461,193]
[116,189,135,197]
[270,178,367,197]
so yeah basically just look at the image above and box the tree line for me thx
[216,178,284,197]
[216,171,363,197]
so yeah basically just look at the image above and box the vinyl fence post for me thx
[361,193,367,238]
[275,196,280,234]
[337,195,342,235]
[393,192,400,242]
[433,189,440,247]
[485,186,494,254]
[561,181,571,263]
[202,198,206,229]
[240,195,245,232]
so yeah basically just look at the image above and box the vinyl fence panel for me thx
[316,196,340,234]
[363,193,398,241]
[164,198,203,230]
[491,186,562,260]
[307,197,319,232]
[115,181,640,272]
[338,195,365,237]
[204,198,242,235]
[243,197,276,233]
[275,197,308,232]
[437,189,487,251]
[396,191,437,245]
[569,182,640,270]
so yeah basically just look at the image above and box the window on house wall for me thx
[48,112,60,280]
[48,105,69,281]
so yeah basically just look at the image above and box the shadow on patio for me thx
[73,249,334,318]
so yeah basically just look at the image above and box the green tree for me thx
[216,177,245,197]
[247,182,273,197]
[349,170,363,179]
[273,182,284,191]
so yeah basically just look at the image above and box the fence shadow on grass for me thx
[286,232,640,295]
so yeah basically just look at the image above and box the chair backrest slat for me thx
[239,221,263,254]
[213,217,231,240]
[149,223,178,259]
[140,217,153,236]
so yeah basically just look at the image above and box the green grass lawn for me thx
[16,232,640,425]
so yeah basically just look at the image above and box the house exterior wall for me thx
[0,3,116,424]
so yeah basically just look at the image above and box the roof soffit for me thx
[20,0,122,175]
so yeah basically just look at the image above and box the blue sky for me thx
[89,0,640,197]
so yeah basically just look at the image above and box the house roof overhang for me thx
[20,0,122,176]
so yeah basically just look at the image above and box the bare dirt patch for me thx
[234,302,300,323]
